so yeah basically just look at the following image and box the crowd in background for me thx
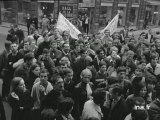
[0,13,160,120]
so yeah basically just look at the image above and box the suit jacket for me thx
[108,97,129,120]
[32,17,38,29]
[64,80,75,94]
[148,99,160,120]
[26,18,32,27]
[92,57,100,72]
[73,57,89,84]
[8,90,33,120]
[0,50,9,73]
[73,82,94,115]
[0,97,6,120]
[15,29,25,43]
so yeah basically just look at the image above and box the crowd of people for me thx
[0,16,160,120]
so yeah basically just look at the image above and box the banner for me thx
[101,14,119,37]
[56,12,81,40]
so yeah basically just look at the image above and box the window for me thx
[101,0,114,2]
[132,0,140,4]
[1,1,17,23]
[119,0,128,3]
[18,0,23,12]
[99,6,112,27]
[79,0,83,3]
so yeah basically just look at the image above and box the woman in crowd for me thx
[28,63,40,92]
[1,16,160,120]
[8,77,33,120]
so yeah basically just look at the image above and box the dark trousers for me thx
[0,98,6,120]
[27,26,30,35]
[32,109,41,120]
[83,24,89,35]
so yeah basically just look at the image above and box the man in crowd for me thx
[1,15,160,120]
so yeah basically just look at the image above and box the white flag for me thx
[56,12,81,40]
[101,14,119,37]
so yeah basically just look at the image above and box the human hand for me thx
[39,85,45,93]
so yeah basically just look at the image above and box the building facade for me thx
[37,0,78,21]
[145,0,160,26]
[0,0,37,25]
[1,0,160,30]
[0,0,78,26]
[98,0,140,27]
[95,0,160,30]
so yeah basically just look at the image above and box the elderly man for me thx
[74,69,94,116]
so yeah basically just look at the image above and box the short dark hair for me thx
[117,66,126,73]
[99,61,107,68]
[145,74,157,85]
[24,52,34,62]
[107,76,118,86]
[139,59,146,64]
[78,33,83,37]
[150,53,159,59]
[40,69,49,75]
[42,48,50,54]
[80,48,87,54]
[132,77,146,93]
[63,68,73,76]
[50,75,62,85]
[58,97,74,114]
[131,108,147,120]
[62,31,70,37]
[92,88,106,105]
[30,63,40,73]
[109,83,123,96]
[4,41,11,49]
[96,49,105,55]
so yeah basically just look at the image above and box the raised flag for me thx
[101,14,119,37]
[56,12,81,40]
